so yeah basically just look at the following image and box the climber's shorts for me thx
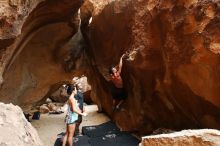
[111,86,127,100]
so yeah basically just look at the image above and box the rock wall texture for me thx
[140,129,220,146]
[1,0,220,136]
[0,0,44,40]
[81,0,220,133]
[0,0,84,111]
[0,102,43,146]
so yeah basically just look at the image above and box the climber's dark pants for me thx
[111,86,127,100]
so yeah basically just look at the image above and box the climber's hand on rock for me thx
[122,53,126,59]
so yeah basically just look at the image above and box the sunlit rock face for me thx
[0,102,43,146]
[81,0,220,134]
[0,0,84,111]
[140,129,220,146]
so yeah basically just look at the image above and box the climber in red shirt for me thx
[109,53,127,111]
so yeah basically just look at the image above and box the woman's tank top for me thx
[65,97,78,124]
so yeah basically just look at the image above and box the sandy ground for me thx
[32,105,109,146]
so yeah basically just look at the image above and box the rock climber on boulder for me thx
[109,53,128,111]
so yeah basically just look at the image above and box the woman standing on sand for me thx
[61,84,87,146]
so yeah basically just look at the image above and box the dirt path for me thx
[32,105,109,146]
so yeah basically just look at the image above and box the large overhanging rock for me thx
[0,102,43,146]
[0,0,84,111]
[81,0,220,133]
[0,0,44,40]
[140,129,220,146]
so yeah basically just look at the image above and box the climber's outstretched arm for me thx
[118,54,126,74]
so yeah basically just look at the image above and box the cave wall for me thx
[0,0,84,111]
[81,0,220,134]
[1,0,220,135]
